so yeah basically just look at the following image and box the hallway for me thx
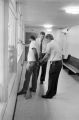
[1,0,79,120]
[14,62,79,120]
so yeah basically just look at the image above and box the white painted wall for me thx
[0,0,4,86]
[0,0,8,102]
[0,0,25,120]
[17,3,25,62]
[56,31,69,59]
[67,25,79,59]
[3,53,25,120]
[0,0,8,119]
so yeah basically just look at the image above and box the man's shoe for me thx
[17,90,26,96]
[24,90,32,99]
[41,95,52,99]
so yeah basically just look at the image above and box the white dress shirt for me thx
[36,37,42,58]
[46,40,62,62]
[42,38,49,53]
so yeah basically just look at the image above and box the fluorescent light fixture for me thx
[46,28,52,32]
[43,24,53,28]
[63,6,79,14]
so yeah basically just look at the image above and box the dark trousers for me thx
[22,62,38,93]
[46,60,62,97]
[40,61,47,83]
[37,53,47,83]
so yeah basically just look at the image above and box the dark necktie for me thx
[40,41,42,53]
[39,40,42,59]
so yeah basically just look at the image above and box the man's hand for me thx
[39,59,43,65]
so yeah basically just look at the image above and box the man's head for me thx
[45,34,54,41]
[40,32,45,36]
[40,31,45,40]
[29,35,36,42]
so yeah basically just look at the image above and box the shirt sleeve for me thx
[46,43,51,54]
[30,41,37,49]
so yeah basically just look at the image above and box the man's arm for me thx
[22,43,29,47]
[40,44,51,63]
[18,40,30,47]
[41,48,57,63]
[40,53,50,63]
[32,48,38,62]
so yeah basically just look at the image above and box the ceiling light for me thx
[63,6,79,14]
[43,24,53,28]
[46,28,52,32]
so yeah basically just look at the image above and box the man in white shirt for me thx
[36,33,53,85]
[40,34,62,99]
[39,34,53,84]
[17,36,38,98]
[36,32,46,83]
[36,31,45,59]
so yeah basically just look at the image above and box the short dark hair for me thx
[46,34,54,40]
[40,32,45,36]
[30,35,36,40]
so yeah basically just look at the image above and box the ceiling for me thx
[18,0,79,28]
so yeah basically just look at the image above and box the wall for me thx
[0,0,4,91]
[67,25,79,59]
[8,0,25,98]
[0,0,25,120]
[25,26,59,37]
[55,30,69,59]
[0,0,9,119]
[25,26,46,35]
[0,0,9,102]
[2,52,25,120]
[17,3,25,62]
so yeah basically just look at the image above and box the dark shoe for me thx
[17,90,26,96]
[41,95,52,99]
[24,90,32,99]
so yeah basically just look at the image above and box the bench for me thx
[63,55,79,75]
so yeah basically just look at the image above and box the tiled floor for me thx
[14,63,79,120]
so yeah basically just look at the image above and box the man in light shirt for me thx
[36,33,52,85]
[17,35,38,99]
[36,31,45,59]
[40,34,62,99]
[36,32,46,83]
[39,34,53,84]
